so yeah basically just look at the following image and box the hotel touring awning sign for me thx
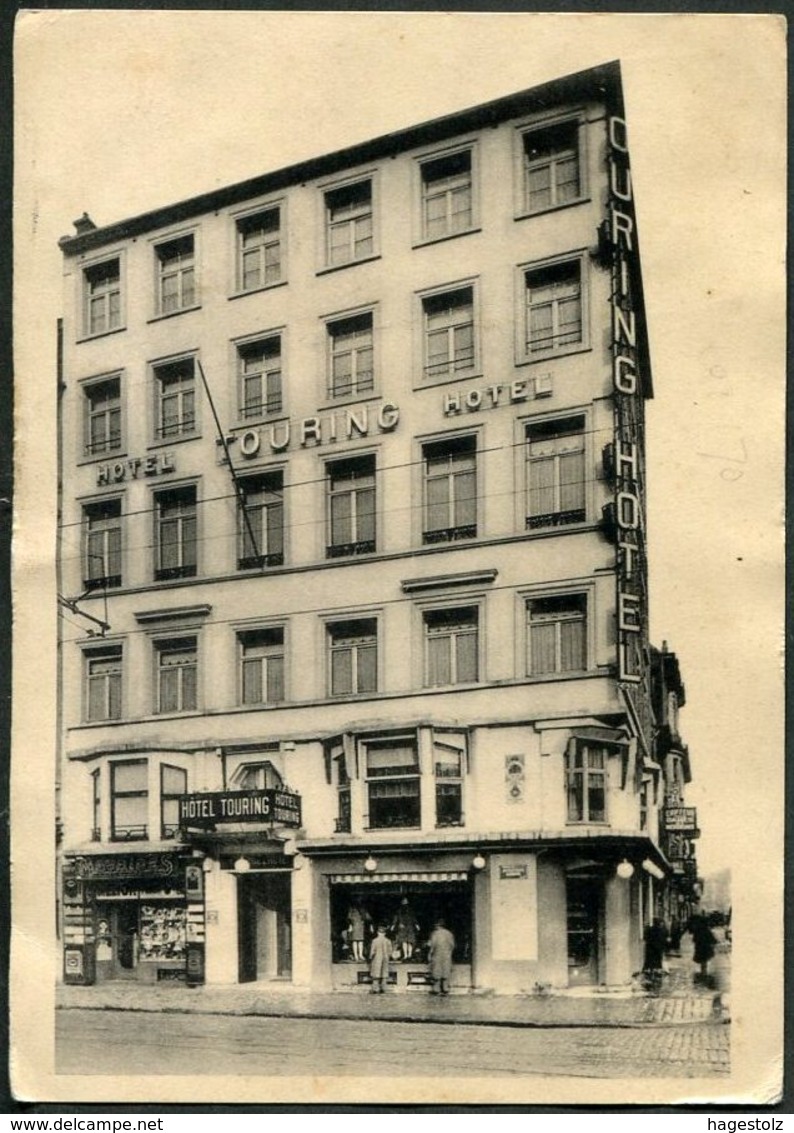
[179,789,302,829]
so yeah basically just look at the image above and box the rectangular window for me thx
[328,618,377,697]
[522,121,580,213]
[85,646,122,722]
[156,234,196,315]
[424,606,479,687]
[236,761,283,790]
[525,261,582,356]
[332,744,351,833]
[154,358,196,439]
[325,180,373,267]
[160,764,188,840]
[327,313,374,398]
[83,377,121,456]
[422,287,475,380]
[111,759,148,841]
[238,471,284,569]
[237,207,282,291]
[365,737,420,830]
[83,498,122,590]
[239,627,285,705]
[238,336,282,419]
[435,742,464,826]
[528,594,587,675]
[154,486,197,580]
[422,435,477,544]
[639,781,649,831]
[156,637,197,714]
[327,455,376,557]
[83,258,122,337]
[526,416,586,529]
[566,743,607,823]
[91,768,101,841]
[420,150,473,240]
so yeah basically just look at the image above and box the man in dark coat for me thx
[687,911,717,981]
[642,917,668,972]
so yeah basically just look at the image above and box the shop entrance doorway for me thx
[238,872,292,983]
[107,903,139,980]
[566,876,602,986]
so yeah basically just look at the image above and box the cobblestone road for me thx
[56,1009,729,1079]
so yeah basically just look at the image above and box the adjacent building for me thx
[57,61,694,993]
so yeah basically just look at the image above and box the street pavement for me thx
[56,939,730,1031]
[56,1009,730,1078]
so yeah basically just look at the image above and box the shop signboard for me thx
[70,853,180,881]
[179,789,301,828]
[662,806,699,833]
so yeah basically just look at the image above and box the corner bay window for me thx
[522,120,581,213]
[239,627,285,705]
[423,435,476,544]
[435,741,464,826]
[111,759,148,841]
[83,498,122,589]
[238,472,284,569]
[154,485,197,580]
[155,637,197,714]
[527,594,587,675]
[327,455,376,557]
[424,606,479,687]
[526,416,585,528]
[237,207,282,291]
[328,618,377,697]
[85,645,122,722]
[365,738,420,830]
[83,377,121,457]
[566,743,607,823]
[160,764,187,839]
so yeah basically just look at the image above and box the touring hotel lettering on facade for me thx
[57,62,700,992]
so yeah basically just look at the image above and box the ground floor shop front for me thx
[62,838,663,993]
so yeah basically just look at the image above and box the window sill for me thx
[75,325,127,345]
[228,280,288,301]
[412,226,481,250]
[77,449,128,468]
[514,196,591,223]
[316,391,381,412]
[233,411,288,429]
[316,254,381,278]
[147,305,202,325]
[415,369,482,390]
[364,826,422,834]
[147,432,201,450]
[515,342,590,367]
[565,821,610,828]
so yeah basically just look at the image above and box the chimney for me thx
[73,212,97,235]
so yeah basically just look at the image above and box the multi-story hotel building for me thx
[57,61,687,993]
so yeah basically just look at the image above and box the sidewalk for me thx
[57,947,730,1030]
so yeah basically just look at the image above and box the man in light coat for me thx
[428,918,455,996]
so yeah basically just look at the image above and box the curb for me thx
[56,998,725,1030]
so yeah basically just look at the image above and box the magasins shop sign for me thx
[179,788,302,828]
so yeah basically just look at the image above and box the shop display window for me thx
[138,902,187,963]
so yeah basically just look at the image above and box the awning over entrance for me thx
[330,871,468,884]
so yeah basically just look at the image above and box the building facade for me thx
[57,62,683,993]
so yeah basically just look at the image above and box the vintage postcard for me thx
[10,9,785,1108]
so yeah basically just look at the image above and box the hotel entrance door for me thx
[238,873,292,983]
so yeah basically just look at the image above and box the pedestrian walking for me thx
[391,897,419,961]
[427,918,455,996]
[643,917,668,972]
[369,924,392,993]
[686,910,717,983]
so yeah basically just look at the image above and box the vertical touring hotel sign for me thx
[606,115,651,750]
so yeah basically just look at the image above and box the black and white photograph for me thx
[10,9,785,1108]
